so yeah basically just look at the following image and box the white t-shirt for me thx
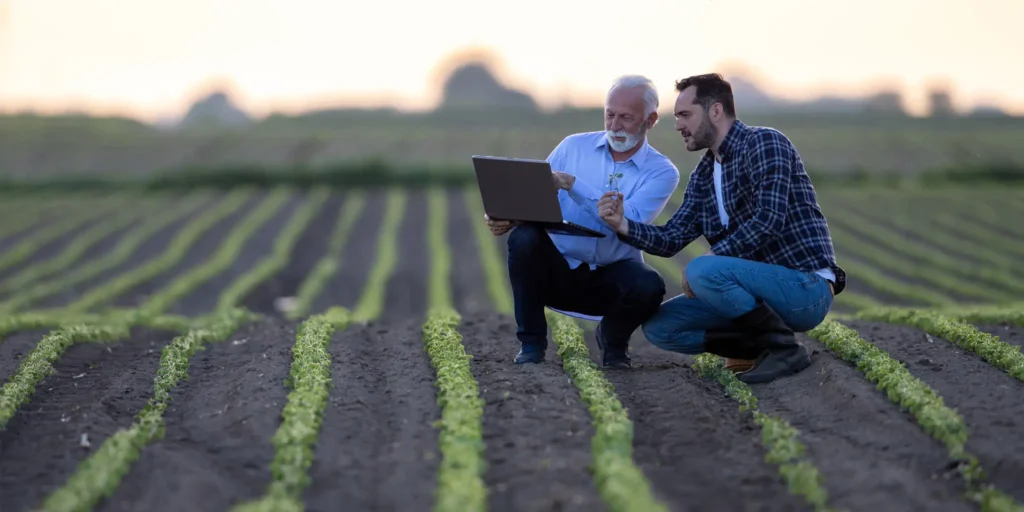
[713,159,835,283]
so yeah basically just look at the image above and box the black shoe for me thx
[702,326,763,360]
[729,302,811,384]
[514,344,545,364]
[595,324,631,369]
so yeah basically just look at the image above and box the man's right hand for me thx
[680,274,694,299]
[485,214,517,236]
[598,191,628,236]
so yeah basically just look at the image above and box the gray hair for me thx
[607,74,660,119]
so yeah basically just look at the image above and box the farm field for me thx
[4,112,1024,177]
[1,184,1023,512]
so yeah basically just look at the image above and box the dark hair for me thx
[674,73,736,118]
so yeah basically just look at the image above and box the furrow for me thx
[57,189,253,314]
[36,309,259,512]
[0,193,211,313]
[283,190,365,319]
[809,320,1024,511]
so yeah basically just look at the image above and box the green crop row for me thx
[350,188,406,323]
[832,192,1022,275]
[232,309,348,512]
[285,191,365,320]
[38,308,258,512]
[0,200,165,293]
[546,312,667,512]
[825,211,1021,303]
[0,309,194,341]
[0,197,129,274]
[0,322,132,429]
[0,193,211,313]
[136,188,291,317]
[423,186,486,512]
[53,188,253,315]
[807,320,1023,511]
[690,354,835,512]
[469,186,664,511]
[930,213,1024,263]
[827,257,954,307]
[423,308,486,512]
[933,303,1024,326]
[217,188,329,311]
[854,307,1024,381]
[0,195,74,239]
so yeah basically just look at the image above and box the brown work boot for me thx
[703,326,761,373]
[724,358,755,373]
[731,302,811,384]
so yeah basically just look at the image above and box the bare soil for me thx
[301,319,442,512]
[581,327,809,512]
[842,319,1024,503]
[460,312,606,512]
[2,189,1023,511]
[240,192,343,316]
[750,333,972,511]
[31,196,212,310]
[107,192,260,309]
[0,218,102,283]
[0,327,178,512]
[98,318,295,512]
[0,329,52,383]
[309,188,386,314]
[167,192,304,316]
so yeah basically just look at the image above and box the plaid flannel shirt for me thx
[621,119,847,294]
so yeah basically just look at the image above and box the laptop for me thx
[471,155,606,238]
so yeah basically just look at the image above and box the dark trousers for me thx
[507,223,666,350]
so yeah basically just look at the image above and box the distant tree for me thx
[436,62,539,112]
[178,91,252,129]
[862,90,907,116]
[927,87,957,117]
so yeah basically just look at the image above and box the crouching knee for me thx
[506,222,546,256]
[625,268,666,306]
[641,314,704,355]
[683,254,723,289]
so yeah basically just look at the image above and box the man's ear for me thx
[646,111,659,128]
[711,102,723,121]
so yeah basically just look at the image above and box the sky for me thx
[1,0,1022,121]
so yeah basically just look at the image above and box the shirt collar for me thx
[714,119,747,163]
[595,132,650,167]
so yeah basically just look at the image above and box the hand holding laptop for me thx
[484,213,518,236]
[551,171,575,191]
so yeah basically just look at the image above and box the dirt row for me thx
[1,189,1023,511]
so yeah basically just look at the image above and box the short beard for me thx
[605,122,648,152]
[686,116,717,152]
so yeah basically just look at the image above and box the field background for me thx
[4,109,1024,181]
[4,60,1024,512]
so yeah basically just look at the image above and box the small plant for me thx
[607,171,624,191]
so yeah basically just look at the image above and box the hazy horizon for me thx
[2,0,1021,121]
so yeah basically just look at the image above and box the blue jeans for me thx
[507,223,665,350]
[641,255,833,354]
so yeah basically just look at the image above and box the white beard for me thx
[605,124,646,152]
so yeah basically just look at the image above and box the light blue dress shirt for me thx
[545,131,680,270]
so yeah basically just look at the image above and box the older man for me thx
[598,73,846,383]
[486,74,680,368]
